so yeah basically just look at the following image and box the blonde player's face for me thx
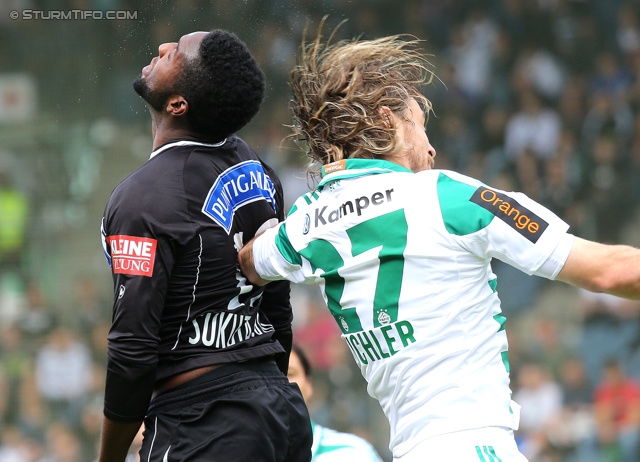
[287,351,313,402]
[394,98,437,172]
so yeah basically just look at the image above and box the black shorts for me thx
[140,360,312,462]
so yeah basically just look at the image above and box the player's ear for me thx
[165,95,188,117]
[378,106,394,128]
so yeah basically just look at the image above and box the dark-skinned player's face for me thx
[133,31,206,111]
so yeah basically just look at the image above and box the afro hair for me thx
[177,30,266,141]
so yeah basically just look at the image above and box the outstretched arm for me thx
[556,236,640,299]
[238,236,270,286]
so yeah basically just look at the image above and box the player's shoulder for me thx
[286,188,321,217]
[423,170,499,236]
[421,169,485,188]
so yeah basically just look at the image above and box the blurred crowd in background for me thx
[1,0,640,460]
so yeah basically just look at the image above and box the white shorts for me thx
[393,427,529,462]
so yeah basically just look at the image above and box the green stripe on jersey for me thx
[501,351,511,374]
[316,445,352,455]
[475,445,503,462]
[437,174,494,236]
[347,209,407,327]
[493,313,506,332]
[274,223,302,266]
[299,239,363,332]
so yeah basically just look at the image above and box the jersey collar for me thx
[149,139,227,159]
[317,158,412,191]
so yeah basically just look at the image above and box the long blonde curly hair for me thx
[288,20,436,178]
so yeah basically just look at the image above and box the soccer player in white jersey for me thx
[288,344,385,462]
[238,28,640,462]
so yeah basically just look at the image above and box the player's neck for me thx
[150,112,199,150]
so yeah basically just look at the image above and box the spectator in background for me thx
[40,422,84,462]
[577,290,640,388]
[73,277,109,337]
[628,112,640,201]
[288,344,384,462]
[560,358,595,417]
[538,134,582,228]
[524,318,575,383]
[628,52,640,113]
[0,170,29,276]
[512,42,567,103]
[588,51,634,102]
[437,110,478,174]
[580,133,633,243]
[293,295,343,374]
[0,325,30,428]
[0,169,29,326]
[0,425,44,462]
[34,327,93,430]
[513,362,564,460]
[443,7,499,114]
[473,104,509,184]
[616,4,640,63]
[504,89,562,198]
[581,90,634,149]
[593,360,640,462]
[14,368,46,446]
[550,357,596,462]
[557,77,587,136]
[16,282,56,350]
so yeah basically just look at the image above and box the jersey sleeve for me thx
[101,201,181,422]
[252,222,309,283]
[437,171,572,277]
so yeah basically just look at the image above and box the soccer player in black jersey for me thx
[97,30,312,462]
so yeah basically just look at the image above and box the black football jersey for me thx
[100,136,292,421]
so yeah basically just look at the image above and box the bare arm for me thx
[556,236,640,299]
[238,236,271,286]
[97,417,143,462]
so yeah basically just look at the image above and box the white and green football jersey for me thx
[311,422,383,462]
[252,159,573,458]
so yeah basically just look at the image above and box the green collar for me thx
[318,159,413,191]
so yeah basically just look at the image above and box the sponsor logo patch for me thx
[323,160,346,174]
[202,160,276,234]
[312,189,395,227]
[470,187,548,243]
[106,235,157,277]
[303,214,310,235]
